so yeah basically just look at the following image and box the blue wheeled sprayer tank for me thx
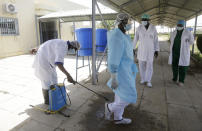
[96,29,107,52]
[75,28,107,55]
[75,28,92,56]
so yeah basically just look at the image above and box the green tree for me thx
[97,20,115,30]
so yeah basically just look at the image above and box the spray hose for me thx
[75,81,109,101]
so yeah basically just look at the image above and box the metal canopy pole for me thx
[95,0,108,74]
[92,0,97,84]
[134,21,136,35]
[192,13,198,55]
[95,1,108,29]
[73,22,76,40]
[58,18,61,39]
[35,16,40,46]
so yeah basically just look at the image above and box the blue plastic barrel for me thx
[96,29,107,52]
[75,28,92,56]
[187,27,193,32]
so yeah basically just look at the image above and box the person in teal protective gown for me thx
[104,13,138,125]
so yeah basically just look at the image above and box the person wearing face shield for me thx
[32,39,80,105]
[168,20,194,86]
[133,14,159,88]
[105,13,138,124]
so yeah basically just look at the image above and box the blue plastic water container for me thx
[96,29,107,52]
[49,85,67,111]
[75,28,92,56]
[187,27,193,32]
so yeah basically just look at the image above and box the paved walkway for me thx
[0,41,202,131]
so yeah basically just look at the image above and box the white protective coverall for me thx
[168,28,194,66]
[133,24,159,83]
[33,39,68,89]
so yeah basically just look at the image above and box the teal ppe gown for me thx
[107,28,138,103]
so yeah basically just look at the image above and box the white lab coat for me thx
[168,29,194,66]
[33,39,68,89]
[133,24,159,62]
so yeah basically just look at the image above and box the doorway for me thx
[39,21,58,44]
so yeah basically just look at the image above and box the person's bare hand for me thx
[67,75,76,84]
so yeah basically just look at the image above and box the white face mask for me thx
[68,49,76,54]
[141,21,148,26]
[176,26,184,31]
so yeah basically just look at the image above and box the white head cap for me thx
[114,13,130,26]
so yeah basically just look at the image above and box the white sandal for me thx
[114,118,132,124]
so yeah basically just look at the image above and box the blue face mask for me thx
[124,24,132,31]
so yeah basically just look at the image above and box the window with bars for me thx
[0,17,19,35]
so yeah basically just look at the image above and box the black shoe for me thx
[172,79,178,85]
[172,78,177,82]
[42,89,49,105]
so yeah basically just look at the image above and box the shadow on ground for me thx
[8,68,167,131]
[77,93,166,131]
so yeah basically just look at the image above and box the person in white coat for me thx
[33,39,80,104]
[168,20,194,86]
[133,14,159,87]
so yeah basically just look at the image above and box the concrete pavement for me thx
[0,41,202,131]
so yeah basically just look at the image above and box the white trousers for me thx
[41,80,52,90]
[138,60,153,83]
[108,94,129,120]
[40,74,58,90]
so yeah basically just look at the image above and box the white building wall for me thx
[0,0,37,58]
[60,21,93,41]
[0,0,90,58]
